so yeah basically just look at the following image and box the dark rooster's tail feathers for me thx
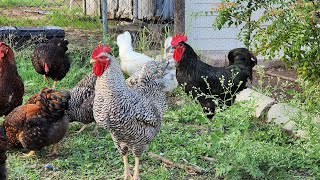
[227,48,257,68]
[37,87,71,119]
[0,125,7,180]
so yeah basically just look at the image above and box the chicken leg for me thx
[133,157,140,180]
[46,143,58,157]
[52,80,57,89]
[123,153,132,180]
[43,75,48,82]
[76,124,88,134]
[92,123,99,137]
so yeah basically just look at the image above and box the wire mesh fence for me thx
[0,0,174,53]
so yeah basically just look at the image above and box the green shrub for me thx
[212,0,320,82]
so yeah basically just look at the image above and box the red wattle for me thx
[93,63,104,77]
[173,47,184,62]
[93,59,110,76]
[44,63,49,73]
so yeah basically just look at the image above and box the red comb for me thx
[91,44,111,58]
[171,33,188,46]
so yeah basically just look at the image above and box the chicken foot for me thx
[46,143,58,157]
[123,153,132,180]
[22,150,36,157]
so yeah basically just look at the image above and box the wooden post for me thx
[83,0,87,15]
[174,0,185,34]
[85,0,99,16]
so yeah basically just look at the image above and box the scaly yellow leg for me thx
[43,75,48,82]
[123,153,132,180]
[52,80,57,89]
[22,150,35,157]
[46,143,58,157]
[133,157,140,180]
[77,124,88,134]
[92,123,99,137]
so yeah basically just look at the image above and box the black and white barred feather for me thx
[65,72,97,124]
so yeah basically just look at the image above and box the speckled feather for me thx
[3,87,70,151]
[93,53,168,157]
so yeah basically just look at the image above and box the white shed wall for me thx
[185,0,244,53]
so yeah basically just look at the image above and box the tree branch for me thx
[148,152,205,174]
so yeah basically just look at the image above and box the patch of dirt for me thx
[0,7,48,20]
[64,28,102,45]
[249,67,300,102]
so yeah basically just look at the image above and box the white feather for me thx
[117,32,178,92]
[117,31,153,76]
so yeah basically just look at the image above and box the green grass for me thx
[0,6,103,30]
[0,0,65,7]
[1,43,320,179]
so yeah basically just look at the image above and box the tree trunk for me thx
[174,0,185,34]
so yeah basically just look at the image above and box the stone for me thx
[235,88,275,118]
[267,103,307,137]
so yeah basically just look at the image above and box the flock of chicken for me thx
[0,31,257,179]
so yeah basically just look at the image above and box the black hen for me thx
[172,34,257,119]
[32,38,70,89]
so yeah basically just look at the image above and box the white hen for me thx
[161,36,178,93]
[163,36,173,59]
[117,32,178,93]
[117,31,153,76]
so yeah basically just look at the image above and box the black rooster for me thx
[171,33,257,119]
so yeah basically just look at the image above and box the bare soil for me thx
[249,67,300,102]
[0,7,48,20]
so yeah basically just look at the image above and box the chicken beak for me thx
[166,46,174,54]
[90,59,96,64]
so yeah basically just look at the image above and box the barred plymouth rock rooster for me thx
[0,42,24,117]
[91,45,169,180]
[171,33,257,119]
[3,87,70,157]
[31,38,70,89]
[65,72,98,135]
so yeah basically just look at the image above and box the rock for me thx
[235,88,275,118]
[44,164,54,171]
[267,103,307,137]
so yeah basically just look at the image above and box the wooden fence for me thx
[85,0,174,21]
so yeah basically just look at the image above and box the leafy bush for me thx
[212,0,320,81]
